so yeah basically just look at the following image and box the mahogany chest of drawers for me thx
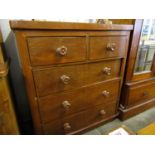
[8,21,132,134]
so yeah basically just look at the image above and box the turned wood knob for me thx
[56,46,67,56]
[60,75,70,84]
[107,43,116,52]
[62,101,71,110]
[103,67,111,75]
[102,90,110,97]
[64,123,71,130]
[100,110,106,116]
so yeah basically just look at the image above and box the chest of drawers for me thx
[8,21,132,134]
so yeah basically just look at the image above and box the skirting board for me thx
[119,98,155,120]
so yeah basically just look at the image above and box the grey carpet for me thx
[83,107,155,135]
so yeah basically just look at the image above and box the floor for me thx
[83,107,155,135]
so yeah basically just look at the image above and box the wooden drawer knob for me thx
[62,100,71,110]
[64,123,71,130]
[100,110,106,116]
[107,43,116,52]
[103,67,111,75]
[102,90,110,97]
[60,75,70,84]
[56,46,68,56]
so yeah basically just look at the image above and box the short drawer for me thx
[127,81,155,107]
[27,37,87,66]
[33,59,121,97]
[42,102,117,135]
[38,79,120,123]
[89,36,127,60]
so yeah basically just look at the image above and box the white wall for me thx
[0,19,95,42]
[0,19,11,41]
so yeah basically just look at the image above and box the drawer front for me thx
[38,79,120,123]
[33,59,121,97]
[42,102,117,135]
[128,81,155,107]
[27,37,87,66]
[89,36,127,60]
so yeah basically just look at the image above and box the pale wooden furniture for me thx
[0,29,19,134]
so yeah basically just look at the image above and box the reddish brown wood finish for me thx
[33,60,121,97]
[124,19,155,82]
[110,19,135,25]
[43,101,117,135]
[90,36,128,60]
[124,20,143,82]
[38,79,120,123]
[120,98,155,120]
[10,20,133,31]
[10,21,132,134]
[15,31,43,133]
[122,78,155,108]
[127,82,155,107]
[27,37,87,66]
[120,19,155,120]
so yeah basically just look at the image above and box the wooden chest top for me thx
[10,20,133,31]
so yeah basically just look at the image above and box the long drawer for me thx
[33,60,121,97]
[38,78,120,123]
[89,36,127,60]
[27,37,87,66]
[127,80,155,107]
[42,101,117,135]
